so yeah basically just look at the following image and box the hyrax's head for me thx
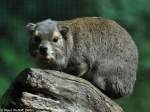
[26,19,69,68]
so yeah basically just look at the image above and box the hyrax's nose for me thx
[39,45,48,56]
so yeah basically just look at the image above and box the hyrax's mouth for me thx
[39,51,56,62]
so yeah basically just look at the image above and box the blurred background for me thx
[0,0,149,111]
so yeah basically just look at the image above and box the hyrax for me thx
[26,17,138,98]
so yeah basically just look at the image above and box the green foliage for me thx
[0,0,149,111]
[0,76,10,97]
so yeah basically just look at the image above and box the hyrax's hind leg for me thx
[91,59,136,99]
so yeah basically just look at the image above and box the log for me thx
[0,68,124,112]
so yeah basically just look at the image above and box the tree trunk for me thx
[0,68,124,112]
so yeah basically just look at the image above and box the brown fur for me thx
[27,17,138,98]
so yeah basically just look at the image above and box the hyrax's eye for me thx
[33,30,41,43]
[52,37,58,43]
[33,36,41,43]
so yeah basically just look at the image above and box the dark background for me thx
[0,0,150,111]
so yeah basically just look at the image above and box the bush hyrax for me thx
[26,17,138,98]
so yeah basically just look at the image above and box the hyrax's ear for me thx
[58,25,69,36]
[26,23,37,33]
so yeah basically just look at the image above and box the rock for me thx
[0,68,124,112]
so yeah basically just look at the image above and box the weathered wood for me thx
[0,68,124,112]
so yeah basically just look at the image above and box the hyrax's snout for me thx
[39,45,48,56]
[39,41,55,60]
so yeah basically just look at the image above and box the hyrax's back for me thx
[61,17,138,98]
[63,17,137,61]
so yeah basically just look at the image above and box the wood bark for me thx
[0,68,124,112]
